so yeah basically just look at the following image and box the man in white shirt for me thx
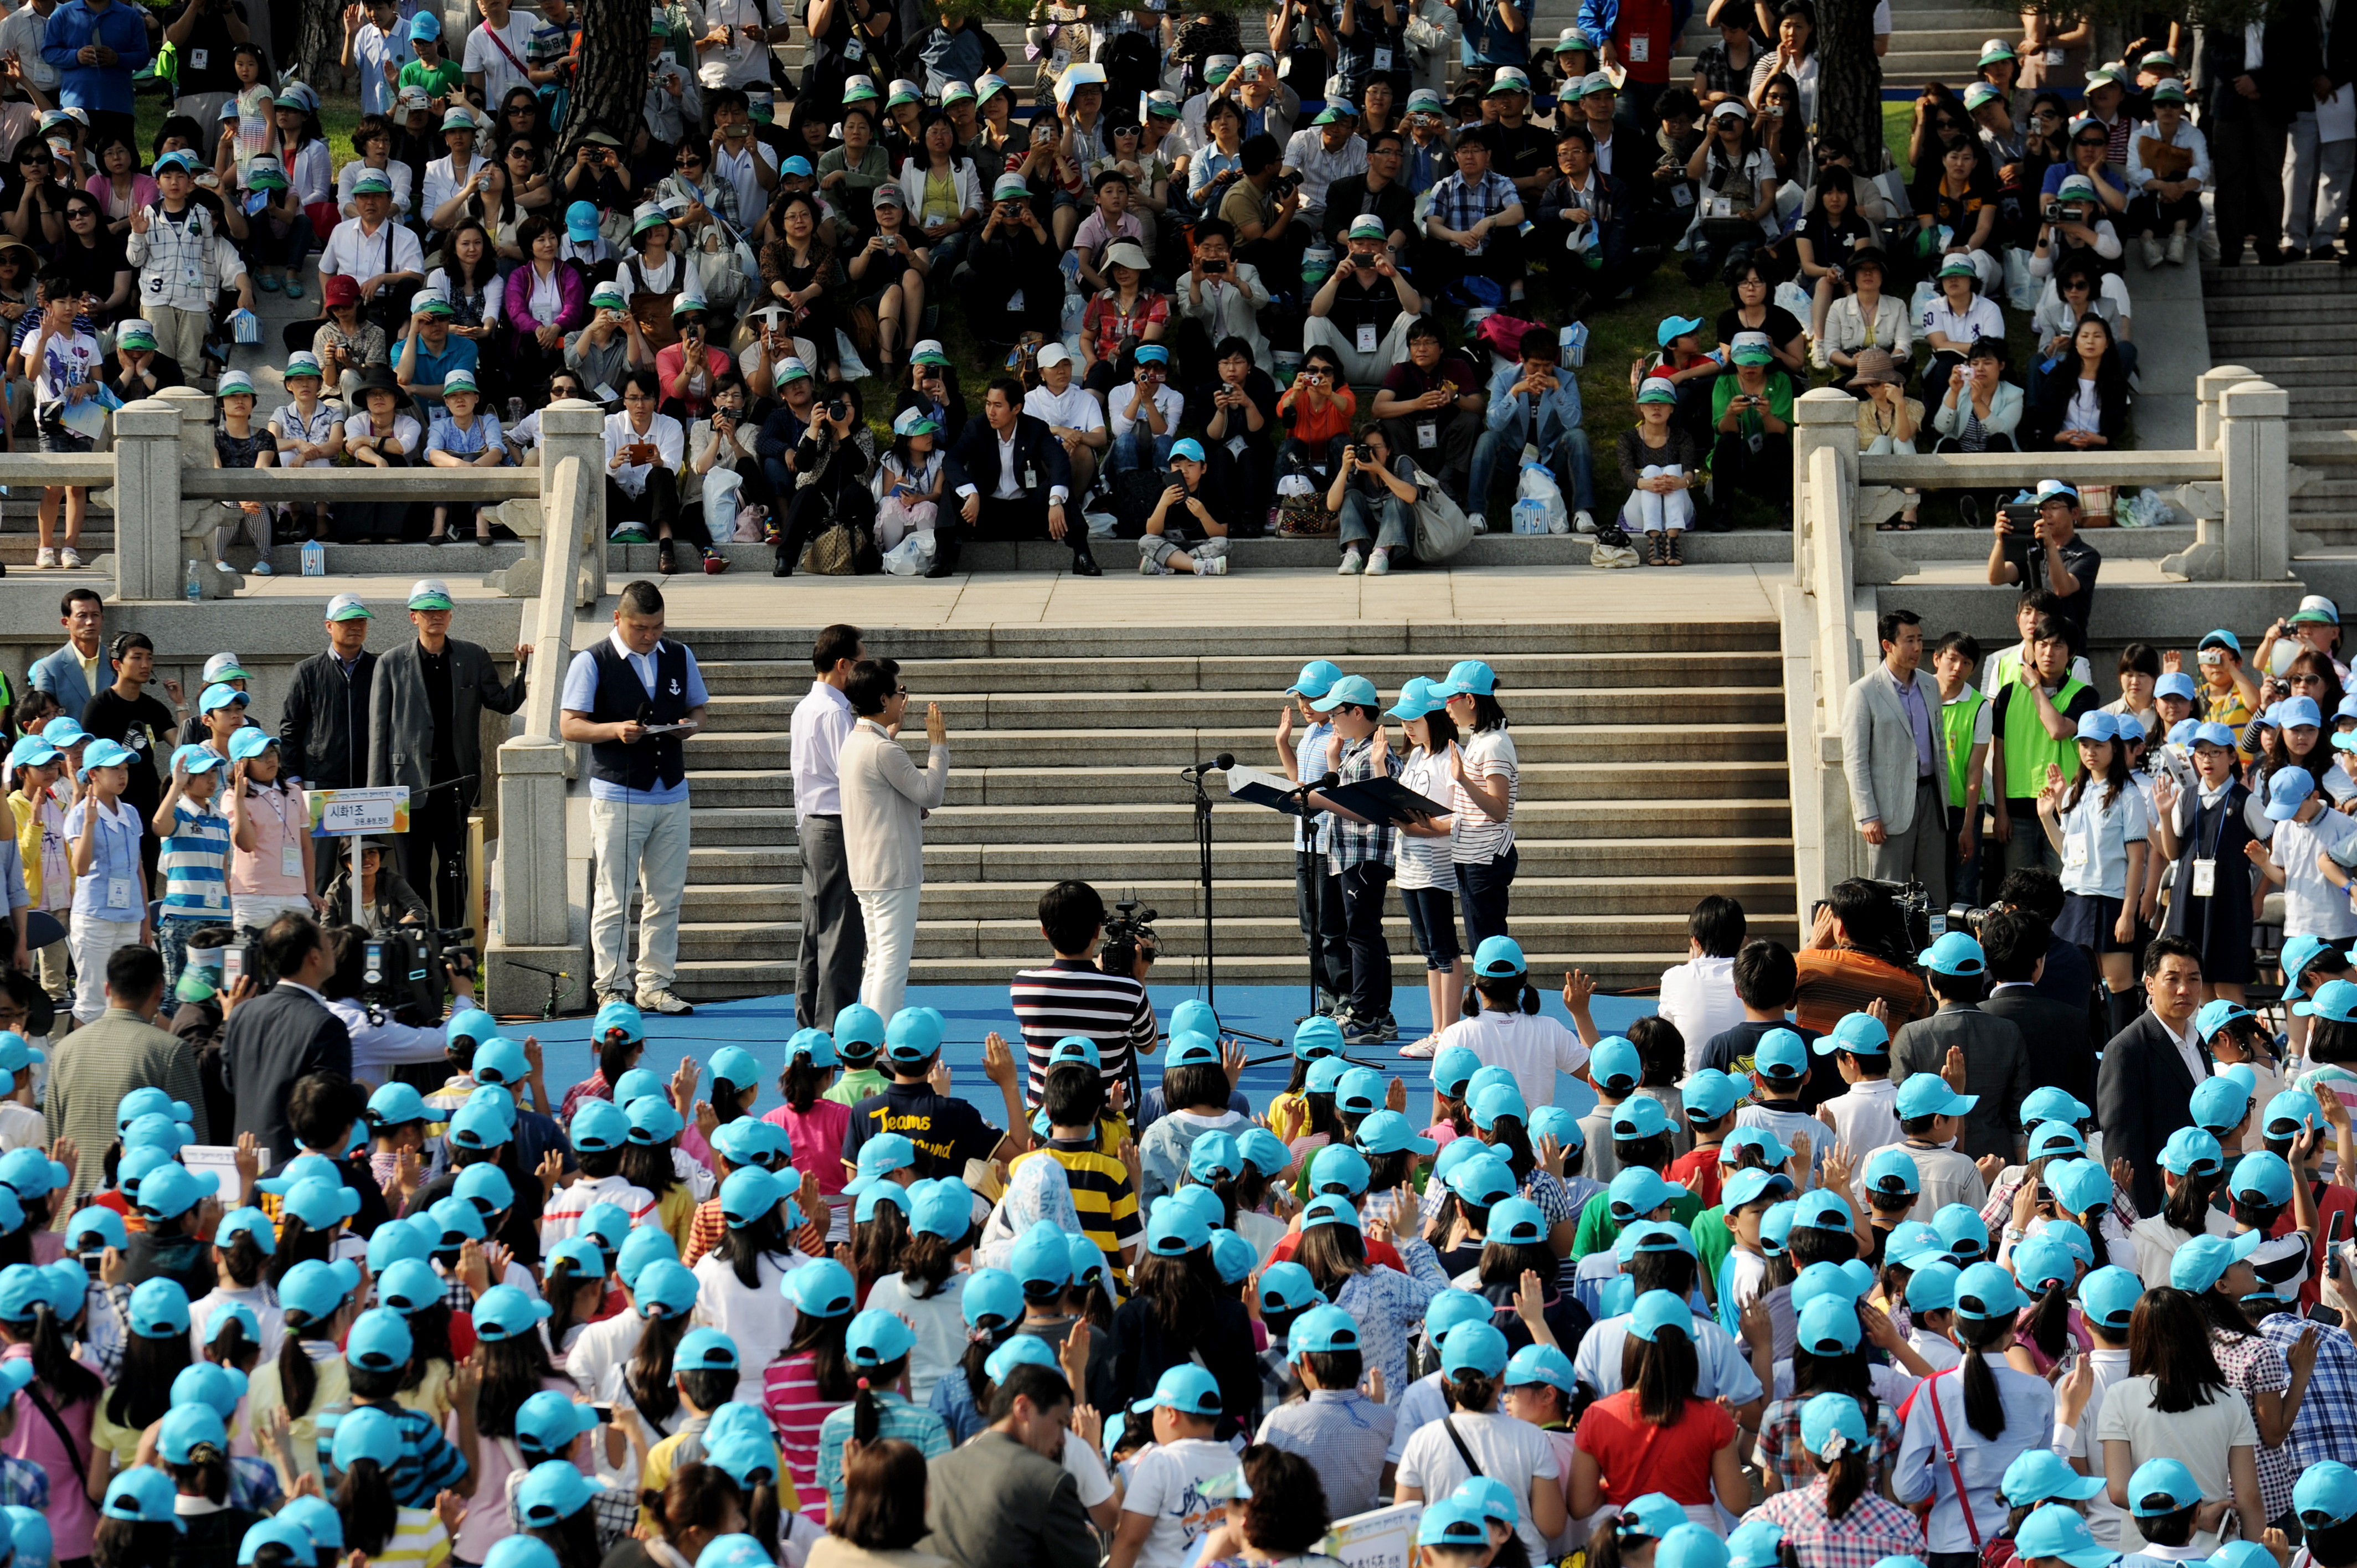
[0,0,59,109]
[1022,344,1108,499]
[692,0,780,89]
[1279,101,1368,231]
[1660,895,1747,1067]
[1107,343,1185,477]
[318,169,425,308]
[790,625,865,1031]
[461,0,536,110]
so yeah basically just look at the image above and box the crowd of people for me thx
[7,590,2357,1568]
[0,0,2266,572]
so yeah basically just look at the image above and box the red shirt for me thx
[1666,1145,1724,1209]
[1573,1390,1737,1507]
[1613,0,1677,84]
[1267,1227,1407,1273]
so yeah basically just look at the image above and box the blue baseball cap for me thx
[1861,1147,1921,1196]
[2232,1149,2296,1206]
[1792,1190,1856,1234]
[2004,1448,2109,1505]
[1354,1110,1435,1157]
[1896,1073,1977,1120]
[1257,1261,1321,1316]
[711,1117,791,1169]
[2196,998,2258,1041]
[1293,1016,1345,1059]
[237,1518,314,1566]
[173,1361,249,1420]
[1417,1497,1490,1549]
[1905,1260,1961,1312]
[1727,1523,1785,1568]
[1799,1391,1868,1457]
[569,1098,629,1152]
[1821,1012,1890,1056]
[1287,659,1345,698]
[843,1132,918,1193]
[1441,1319,1511,1375]
[1424,1288,1491,1347]
[1615,1221,1699,1262]
[2170,1228,2264,1292]
[1918,931,1986,975]
[128,1277,191,1338]
[2298,1463,2357,1528]
[157,1402,228,1465]
[1610,1094,1671,1141]
[2046,1157,2112,1216]
[517,1462,600,1530]
[2299,978,2357,1022]
[1335,1066,1385,1116]
[2155,671,2198,702]
[1795,1294,1862,1354]
[908,1177,974,1240]
[1142,1362,1223,1416]
[1658,313,1705,348]
[1721,1126,1793,1165]
[1438,659,1497,697]
[2026,1121,2086,1160]
[136,1163,218,1220]
[346,1306,414,1373]
[1531,1104,1585,1151]
[2266,1089,2326,1140]
[1953,1261,2023,1318]
[2013,1504,2117,1568]
[2010,1231,2077,1292]
[1608,1165,1674,1221]
[1504,1342,1576,1392]
[104,1467,184,1531]
[2127,1457,2201,1515]
[1298,1193,1360,1232]
[2269,766,2320,820]
[1590,1035,1642,1090]
[781,1257,857,1319]
[983,1335,1059,1384]
[1488,1196,1546,1245]
[1311,674,1382,713]
[2077,1264,2143,1332]
[2191,1074,2253,1134]
[277,1257,360,1324]
[1628,1291,1693,1342]
[1470,1080,1529,1130]
[1884,1220,1947,1268]
[1147,1201,1214,1255]
[1680,1067,1741,1122]
[632,1259,701,1318]
[883,1007,945,1065]
[475,1283,556,1342]
[1753,1027,1809,1080]
[1720,1167,1792,1211]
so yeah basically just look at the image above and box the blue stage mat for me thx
[515,985,1656,1113]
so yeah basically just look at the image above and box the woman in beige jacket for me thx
[837,657,948,1023]
[806,1438,953,1568]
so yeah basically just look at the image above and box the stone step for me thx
[666,622,1784,659]
[676,719,1787,782]
[693,684,1779,735]
[2205,297,2357,323]
[695,650,1783,695]
[665,909,1799,963]
[677,872,1804,922]
[672,950,1696,998]
[680,757,1792,811]
[672,826,1801,878]
[2204,266,2357,296]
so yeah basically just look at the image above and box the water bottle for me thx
[184,558,202,602]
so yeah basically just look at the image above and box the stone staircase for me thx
[649,622,1798,1001]
[2205,262,2357,551]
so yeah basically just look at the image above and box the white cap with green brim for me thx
[1978,38,2015,64]
[441,106,477,132]
[941,81,976,104]
[1938,256,1979,278]
[910,341,950,367]
[631,202,668,234]
[891,407,940,438]
[1964,81,2000,110]
[1407,88,1444,112]
[975,73,1009,100]
[2152,77,2186,102]
[412,287,455,316]
[1346,214,1386,240]
[842,74,879,100]
[326,593,373,621]
[215,370,256,396]
[1203,54,1239,81]
[352,168,394,194]
[1556,27,1593,49]
[887,79,921,106]
[778,357,812,383]
[590,281,627,311]
[285,351,323,380]
[408,577,455,611]
[117,321,157,349]
[2057,173,2098,199]
[442,369,478,395]
[1487,68,1530,94]
[992,174,1030,200]
[670,293,708,317]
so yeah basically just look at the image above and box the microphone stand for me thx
[1181,761,1222,1008]
[1282,773,1334,1025]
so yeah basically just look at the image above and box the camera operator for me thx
[561,131,634,223]
[1009,879,1157,1108]
[1790,877,1931,1037]
[1983,478,2099,650]
[2027,173,2122,281]
[320,923,473,1094]
[773,379,877,577]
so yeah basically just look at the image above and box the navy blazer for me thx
[2096,1008,2210,1214]
[948,411,1073,504]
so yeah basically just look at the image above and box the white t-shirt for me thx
[859,1271,969,1405]
[1108,381,1186,441]
[1430,1009,1589,1115]
[2277,805,2357,938]
[1663,956,1746,1070]
[539,1171,657,1251]
[1023,381,1106,434]
[2095,1373,2260,1552]
[1453,729,1517,863]
[1823,1078,1905,1167]
[1396,1409,1560,1563]
[1394,747,1456,891]
[2072,1346,2135,1547]
[1063,1427,1115,1507]
[463,13,538,107]
[689,1249,810,1406]
[1120,1437,1240,1568]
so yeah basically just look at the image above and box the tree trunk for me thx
[564,0,651,156]
[294,0,341,84]
[1815,0,1887,174]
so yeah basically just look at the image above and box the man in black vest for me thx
[558,579,708,1015]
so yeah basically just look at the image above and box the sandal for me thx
[1667,531,1685,566]
[1647,531,1668,566]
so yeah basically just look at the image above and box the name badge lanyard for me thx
[2191,787,2230,900]
[256,785,302,880]
[95,806,136,914]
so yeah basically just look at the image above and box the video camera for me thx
[1867,879,1947,961]
[361,926,478,1025]
[1099,898,1160,978]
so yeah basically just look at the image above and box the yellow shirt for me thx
[246,1352,351,1490]
[88,1390,148,1466]
[656,1182,698,1253]
[377,1507,452,1568]
[393,1358,454,1423]
[1267,1091,1310,1145]
[8,793,43,909]
[641,1419,796,1533]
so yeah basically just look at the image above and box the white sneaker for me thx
[2141,235,2164,270]
[1572,509,1596,534]
[1397,1035,1439,1059]
[1468,512,1487,534]
[214,559,233,574]
[1201,554,1228,575]
[1138,552,1169,576]
[32,548,52,569]
[1337,545,1364,575]
[1366,546,1392,575]
[250,559,274,576]
[59,547,80,569]
[2166,230,2189,265]
[636,985,694,1015]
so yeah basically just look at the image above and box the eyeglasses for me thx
[2075,135,2106,147]
[508,105,533,115]
[65,208,94,219]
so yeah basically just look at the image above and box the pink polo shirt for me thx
[229,781,307,898]
[2,1342,99,1559]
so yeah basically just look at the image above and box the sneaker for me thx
[2167,230,2189,265]
[1139,552,1170,576]
[213,559,232,574]
[1337,545,1364,575]
[1365,546,1391,575]
[59,547,79,570]
[1201,554,1227,575]
[1573,509,1596,534]
[250,559,274,576]
[32,548,52,569]
[1468,512,1487,534]
[2140,236,2163,270]
[1344,1019,1388,1047]
[1397,1035,1439,1059]
[636,985,694,1015]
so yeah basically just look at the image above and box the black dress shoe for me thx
[772,553,793,577]
[923,557,955,577]
[1072,550,1102,576]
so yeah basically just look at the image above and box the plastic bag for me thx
[2003,246,2038,312]
[881,531,936,575]
[1773,279,1812,322]
[834,330,871,381]
[1516,462,1569,533]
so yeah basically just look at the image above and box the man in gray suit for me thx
[1843,607,1952,906]
[367,577,529,930]
[1891,929,2030,1163]
[922,1362,1098,1568]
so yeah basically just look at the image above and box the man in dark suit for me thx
[220,914,353,1167]
[2097,935,2210,1214]
[921,1362,1099,1568]
[1994,866,2096,1014]
[367,577,530,929]
[1978,906,2098,1110]
[940,376,1098,579]
[1890,930,2029,1162]
[2202,11,2306,264]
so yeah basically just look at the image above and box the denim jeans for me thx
[1338,489,1412,549]
[1468,426,1596,520]
[1110,424,1173,475]
[1400,884,1460,969]
[1458,843,1516,953]
[156,911,219,997]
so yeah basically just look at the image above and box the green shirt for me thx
[400,58,466,100]
[1995,668,2091,803]
[1569,1184,1706,1261]
[1942,684,1988,807]
[824,1066,889,1107]
[1710,369,1797,430]
[1691,1204,1735,1297]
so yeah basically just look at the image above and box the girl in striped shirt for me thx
[767,1260,857,1505]
[150,745,231,998]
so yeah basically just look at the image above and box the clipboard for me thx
[1325,774,1452,825]
[1225,763,1313,816]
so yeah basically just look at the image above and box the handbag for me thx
[804,519,864,574]
[1411,466,1474,561]
[1276,490,1337,537]
[1923,1366,2015,1568]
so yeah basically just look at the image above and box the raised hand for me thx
[1941,1043,1969,1091]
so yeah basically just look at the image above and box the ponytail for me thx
[852,1358,909,1443]
[167,1451,230,1507]
[1443,1368,1497,1414]
[1955,1313,2011,1439]
[334,1457,399,1559]
[783,1058,828,1114]
[28,1302,99,1405]
[278,1319,320,1419]
[1466,973,1541,1019]
[219,1229,267,1290]
[959,1325,1016,1415]
[626,1312,691,1426]
[2164,1167,2225,1236]
[1822,1444,1869,1519]
[2023,1281,2072,1361]
[207,1316,256,1372]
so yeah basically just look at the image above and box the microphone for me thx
[1184,752,1236,772]
[1298,771,1339,794]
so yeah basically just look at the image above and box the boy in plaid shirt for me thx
[1308,674,1401,1045]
